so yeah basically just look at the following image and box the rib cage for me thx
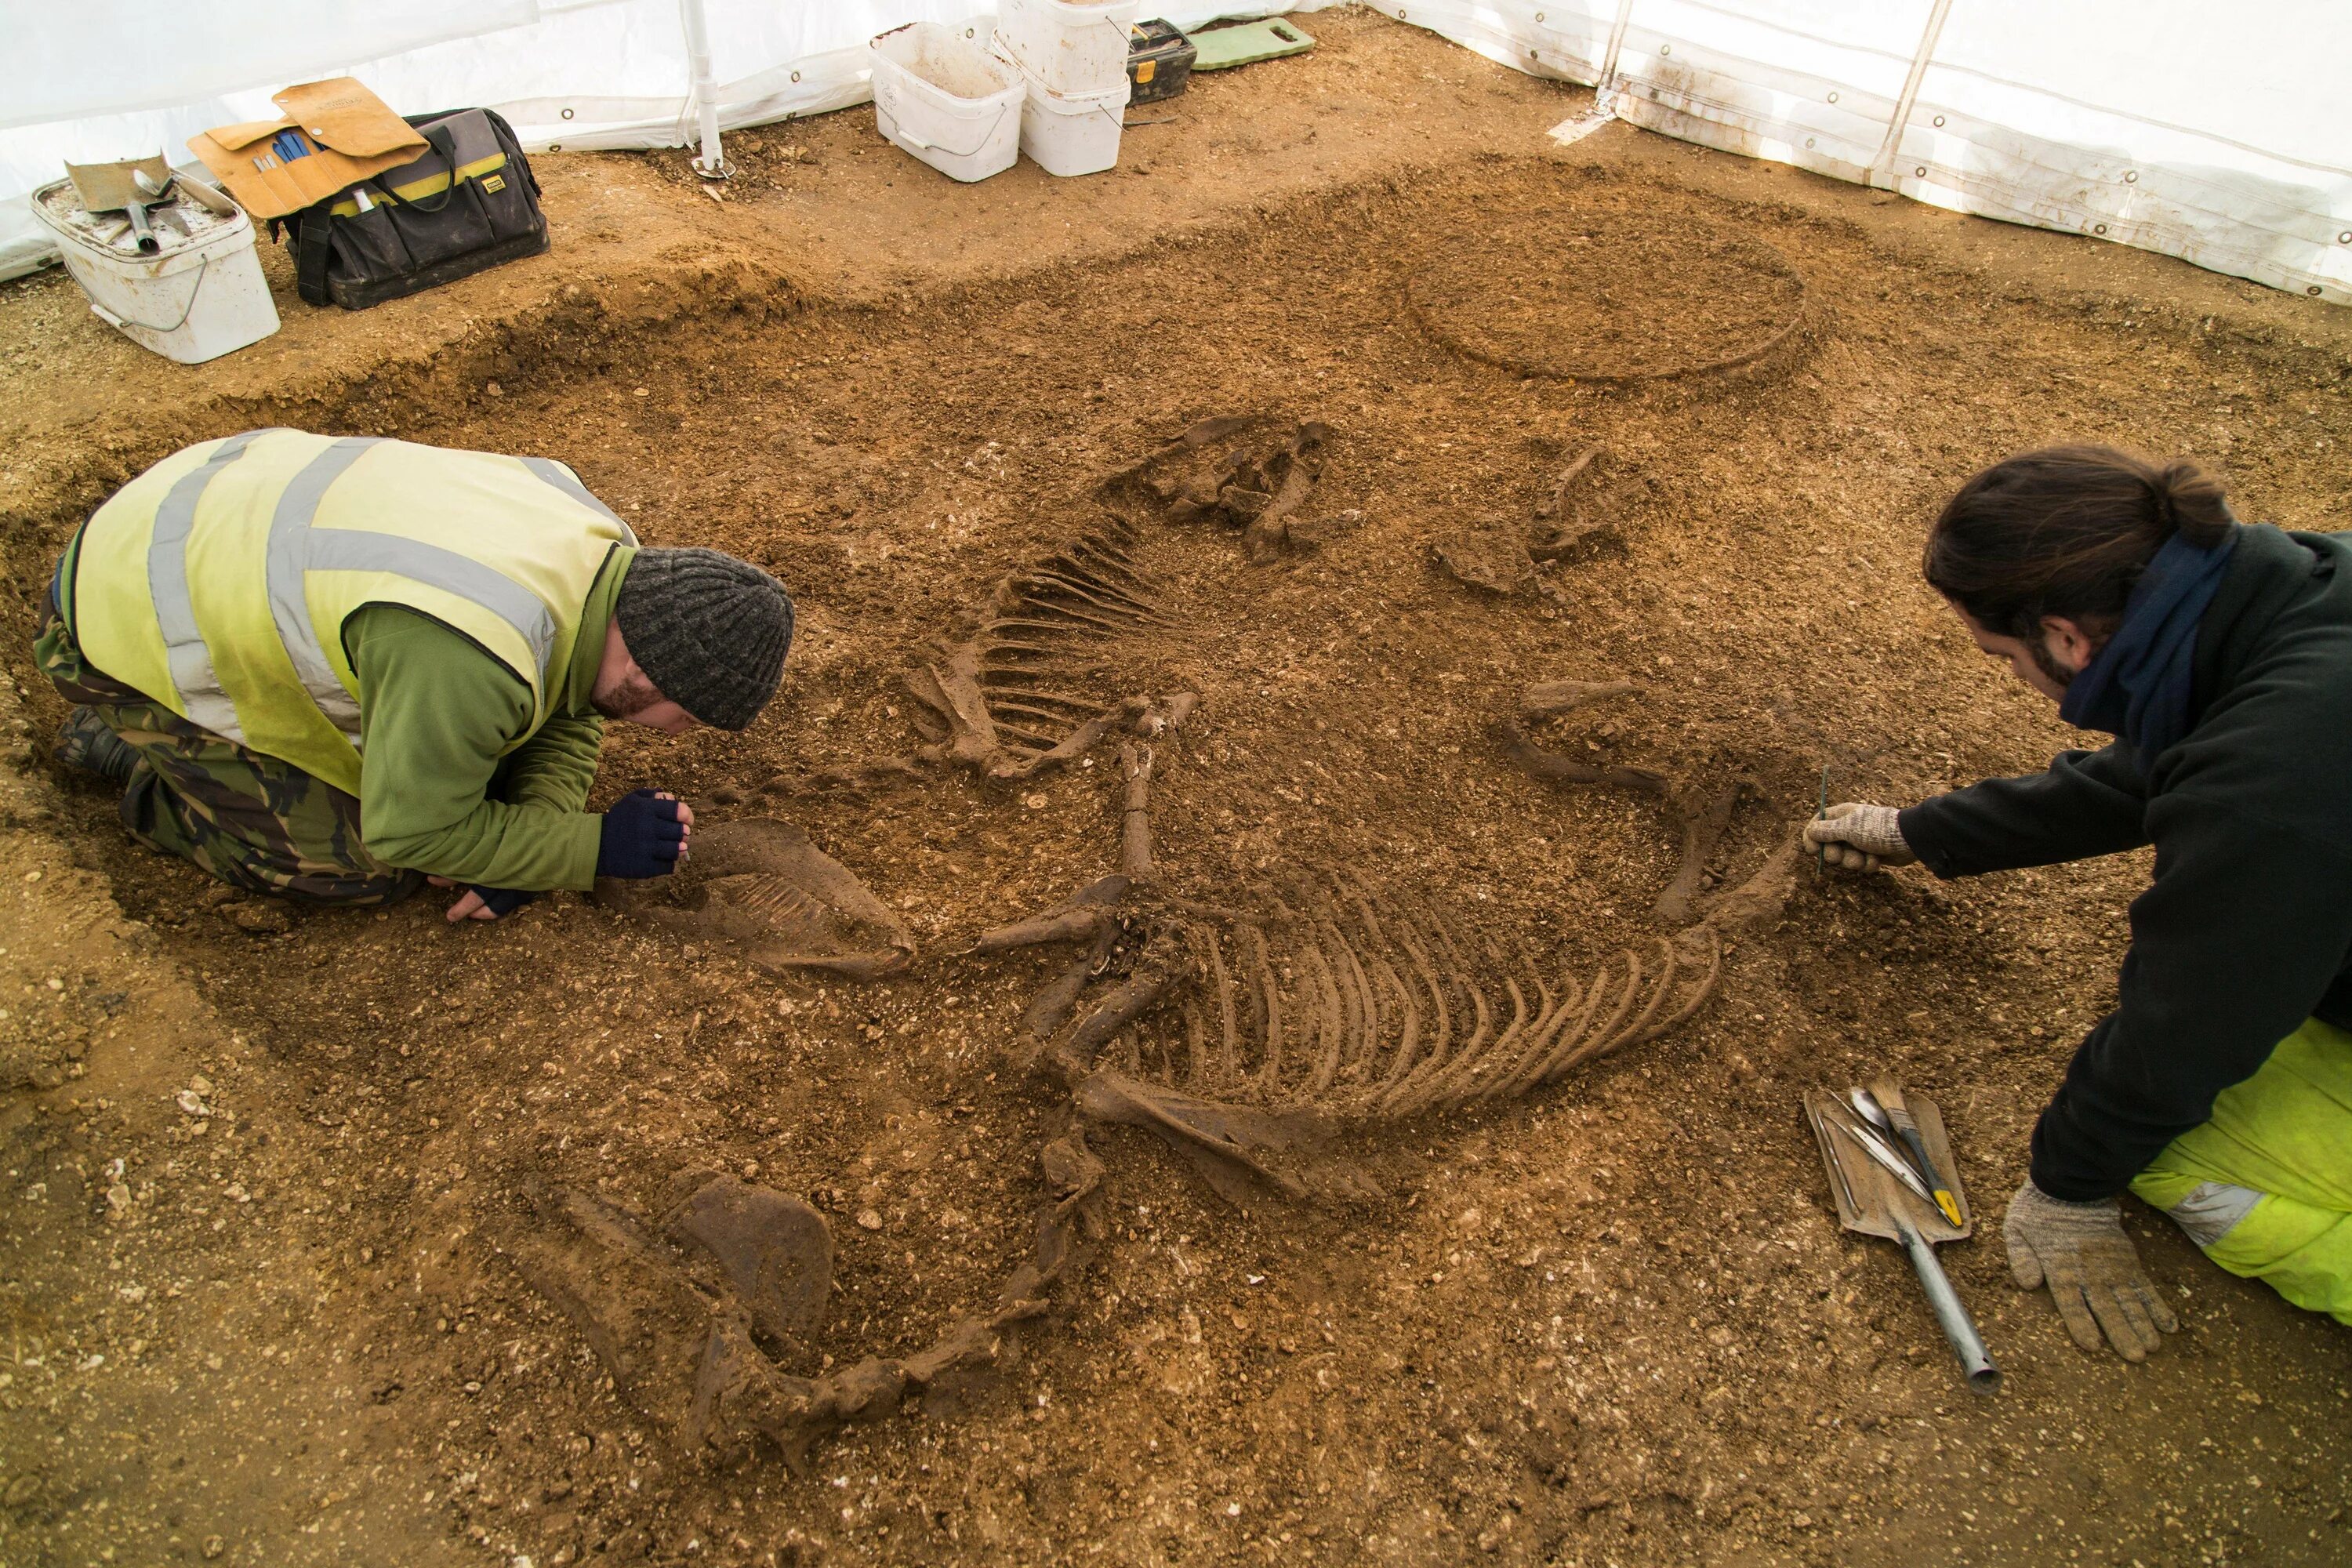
[972,741,1756,1205]
[903,517,1185,782]
[1066,882,1719,1127]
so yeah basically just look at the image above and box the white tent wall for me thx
[0,2,1314,281]
[3,2,2346,303]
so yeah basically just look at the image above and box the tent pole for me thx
[681,0,731,180]
[1871,0,1953,190]
[1598,0,1639,112]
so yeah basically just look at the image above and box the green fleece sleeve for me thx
[499,711,606,815]
[347,606,605,891]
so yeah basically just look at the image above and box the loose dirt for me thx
[1405,215,1811,383]
[5,9,2352,1567]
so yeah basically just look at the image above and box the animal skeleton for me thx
[514,1149,1105,1472]
[592,817,915,979]
[971,736,1758,1206]
[522,430,1808,1468]
[1106,414,1336,564]
[771,516,1192,795]
[1497,678,1802,929]
[1434,444,1646,598]
[772,413,1338,800]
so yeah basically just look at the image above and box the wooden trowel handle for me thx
[1896,1219,1999,1393]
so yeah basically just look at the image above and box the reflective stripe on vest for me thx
[74,431,634,797]
[150,430,272,740]
[256,437,569,745]
[519,456,630,530]
[2165,1180,2264,1248]
[268,435,378,739]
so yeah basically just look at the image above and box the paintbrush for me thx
[1864,1080,1965,1228]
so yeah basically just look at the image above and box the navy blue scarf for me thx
[2058,528,2238,757]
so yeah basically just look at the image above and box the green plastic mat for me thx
[1187,16,1316,71]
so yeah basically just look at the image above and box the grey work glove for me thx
[1802,801,1917,871]
[2002,1180,2180,1361]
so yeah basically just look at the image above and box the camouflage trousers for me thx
[34,602,423,907]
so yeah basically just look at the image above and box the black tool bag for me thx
[278,107,547,310]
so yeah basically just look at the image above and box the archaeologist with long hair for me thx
[38,429,793,922]
[1807,446,2352,1359]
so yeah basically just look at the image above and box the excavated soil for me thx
[1405,212,1810,381]
[6,11,2352,1567]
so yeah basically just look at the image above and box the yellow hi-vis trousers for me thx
[2130,1016,2352,1324]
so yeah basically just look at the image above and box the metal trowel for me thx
[1803,1085,1999,1392]
[66,155,175,253]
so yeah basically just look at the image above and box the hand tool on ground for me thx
[1864,1078,1965,1227]
[1805,1086,1998,1392]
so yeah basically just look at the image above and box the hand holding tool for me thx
[1803,801,1915,870]
[1815,764,1829,870]
[2002,1181,2179,1362]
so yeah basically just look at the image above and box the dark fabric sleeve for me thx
[2028,793,2352,1200]
[1896,744,2151,880]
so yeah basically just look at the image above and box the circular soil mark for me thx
[1406,213,1809,383]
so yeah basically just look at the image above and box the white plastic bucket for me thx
[29,178,278,365]
[869,22,1026,183]
[995,0,1142,95]
[1013,65,1132,178]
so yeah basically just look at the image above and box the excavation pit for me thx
[5,24,2351,1563]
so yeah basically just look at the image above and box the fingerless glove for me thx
[597,789,688,880]
[467,886,537,918]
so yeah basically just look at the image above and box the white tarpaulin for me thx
[3,1,2346,302]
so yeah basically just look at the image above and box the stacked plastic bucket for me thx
[995,0,1138,176]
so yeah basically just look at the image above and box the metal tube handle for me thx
[1897,1220,1999,1392]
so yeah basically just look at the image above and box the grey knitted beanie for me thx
[613,548,793,730]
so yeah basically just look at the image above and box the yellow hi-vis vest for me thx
[67,429,637,798]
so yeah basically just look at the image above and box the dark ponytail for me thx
[1922,446,2236,641]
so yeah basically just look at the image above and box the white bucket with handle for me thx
[29,176,278,365]
[995,0,1142,96]
[1012,64,1132,178]
[869,22,1026,183]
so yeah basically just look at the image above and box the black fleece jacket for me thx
[1897,524,2352,1202]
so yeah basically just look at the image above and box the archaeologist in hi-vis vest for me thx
[1807,446,2352,1359]
[37,430,793,922]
